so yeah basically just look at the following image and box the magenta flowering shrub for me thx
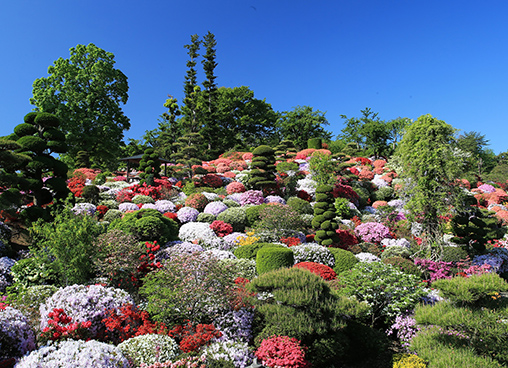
[226,181,246,195]
[478,183,496,193]
[40,284,134,338]
[386,314,420,350]
[414,258,454,283]
[239,190,265,206]
[255,335,311,368]
[354,222,391,243]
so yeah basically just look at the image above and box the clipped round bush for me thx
[217,207,247,232]
[185,193,210,211]
[226,181,246,195]
[203,201,229,216]
[0,305,36,360]
[244,204,267,228]
[177,206,199,223]
[291,243,335,267]
[132,194,155,204]
[239,190,265,206]
[234,243,281,260]
[117,334,180,367]
[197,212,216,223]
[372,186,394,202]
[82,185,100,205]
[354,222,391,244]
[40,284,134,338]
[256,246,294,274]
[255,335,311,368]
[380,246,411,260]
[15,339,129,368]
[103,209,123,222]
[287,196,314,215]
[328,247,359,274]
[178,222,218,244]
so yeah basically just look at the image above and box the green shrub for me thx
[98,199,119,209]
[257,205,305,233]
[132,194,155,204]
[382,256,423,278]
[256,246,294,274]
[286,196,313,215]
[81,185,100,205]
[334,197,352,219]
[216,207,247,232]
[328,248,358,274]
[117,334,180,367]
[440,246,469,263]
[372,186,394,202]
[109,208,178,244]
[234,242,282,260]
[103,209,122,222]
[307,137,322,149]
[380,246,411,260]
[276,161,299,173]
[196,212,215,223]
[245,204,267,228]
[9,256,59,290]
[219,258,257,280]
[222,199,240,207]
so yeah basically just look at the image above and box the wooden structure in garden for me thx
[119,154,172,182]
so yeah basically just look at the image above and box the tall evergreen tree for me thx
[181,34,201,133]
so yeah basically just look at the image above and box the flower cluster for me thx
[15,339,130,368]
[386,314,420,350]
[296,177,317,198]
[478,183,496,193]
[118,202,139,212]
[117,334,180,367]
[0,305,36,360]
[265,195,286,204]
[414,258,454,283]
[203,201,229,216]
[294,261,337,280]
[238,190,265,206]
[332,183,360,206]
[255,335,311,368]
[381,237,411,248]
[40,284,134,338]
[354,222,391,243]
[40,308,92,343]
[0,256,15,293]
[177,206,200,223]
[355,252,381,263]
[471,253,503,273]
[179,222,218,243]
[291,243,335,267]
[214,308,254,343]
[168,322,222,353]
[71,203,96,216]
[203,340,254,368]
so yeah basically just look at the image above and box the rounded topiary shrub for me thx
[383,257,423,278]
[217,207,247,232]
[256,246,294,274]
[328,247,359,274]
[441,246,469,263]
[245,204,268,228]
[103,209,123,223]
[234,243,282,260]
[249,145,276,191]
[313,184,340,246]
[185,193,210,212]
[196,212,216,224]
[81,185,100,205]
[287,196,313,215]
[132,194,155,204]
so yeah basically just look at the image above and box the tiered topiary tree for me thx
[307,137,323,149]
[139,147,161,185]
[248,145,276,192]
[312,184,340,246]
[9,112,69,221]
[274,139,297,161]
[74,150,90,168]
[0,138,30,213]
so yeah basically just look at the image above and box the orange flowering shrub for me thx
[372,200,388,209]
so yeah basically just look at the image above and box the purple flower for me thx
[140,203,157,210]
[354,222,391,243]
[478,183,496,193]
[265,195,286,205]
[238,190,265,206]
[177,206,199,223]
[154,200,176,213]
[71,203,96,216]
[204,201,229,216]
[118,202,139,212]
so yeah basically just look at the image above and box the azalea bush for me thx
[255,335,311,368]
[354,222,391,244]
[0,304,36,361]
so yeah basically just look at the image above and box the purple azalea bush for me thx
[154,200,177,214]
[118,202,139,212]
[204,201,229,216]
[264,195,286,205]
[354,222,391,243]
[0,305,37,360]
[71,203,96,216]
[238,190,265,206]
[177,206,199,223]
[478,183,496,193]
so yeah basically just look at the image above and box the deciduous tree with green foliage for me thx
[30,43,130,170]
[277,106,332,150]
[395,114,465,256]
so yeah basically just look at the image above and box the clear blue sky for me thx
[2,0,507,154]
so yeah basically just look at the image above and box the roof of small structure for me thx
[119,154,172,163]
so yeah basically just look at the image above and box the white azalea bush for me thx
[117,334,180,367]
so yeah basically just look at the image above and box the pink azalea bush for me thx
[255,335,311,368]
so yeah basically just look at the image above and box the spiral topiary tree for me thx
[139,147,161,185]
[312,184,340,246]
[274,139,297,161]
[248,145,276,192]
[10,112,70,221]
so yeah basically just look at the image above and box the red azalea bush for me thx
[68,172,87,197]
[294,262,337,281]
[229,161,248,171]
[96,205,109,217]
[348,167,360,176]
[101,303,167,344]
[334,229,359,248]
[226,181,246,194]
[332,184,360,206]
[73,168,100,181]
[210,220,234,237]
[372,159,386,168]
[117,183,163,203]
[242,152,254,161]
[229,277,255,311]
[255,335,311,368]
[358,169,375,181]
[297,190,312,202]
[163,212,179,222]
[372,200,388,209]
[185,193,210,211]
[168,322,222,353]
[353,157,372,166]
[200,174,223,188]
[280,237,302,247]
[40,308,92,343]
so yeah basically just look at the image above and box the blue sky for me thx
[1,0,507,154]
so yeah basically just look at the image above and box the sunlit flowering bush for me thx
[386,314,420,350]
[372,175,390,188]
[39,308,92,343]
[354,222,391,243]
[40,284,134,338]
[204,201,229,216]
[140,203,157,210]
[179,222,218,243]
[201,192,220,201]
[214,308,254,343]
[156,241,204,262]
[0,256,15,293]
[255,335,311,368]
[226,182,246,195]
[355,252,381,263]
[154,200,176,213]
[294,262,337,280]
[203,340,254,368]
[210,220,234,238]
[117,334,180,367]
[414,259,454,283]
[471,254,503,273]
[487,247,508,273]
[118,202,139,212]
[71,203,96,216]
[291,243,335,267]
[478,183,496,193]
[239,190,265,206]
[296,177,317,198]
[15,339,129,368]
[226,193,243,204]
[388,199,406,210]
[204,249,237,260]
[133,194,156,204]
[0,305,36,360]
[223,232,247,250]
[265,195,286,204]
[177,206,199,223]
[381,238,411,248]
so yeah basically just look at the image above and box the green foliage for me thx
[395,114,465,251]
[247,267,367,366]
[256,246,294,274]
[257,204,306,235]
[286,197,313,215]
[28,208,104,286]
[81,185,100,205]
[337,262,426,326]
[275,161,299,174]
[216,207,246,232]
[234,243,280,260]
[380,245,412,260]
[372,186,394,202]
[276,106,332,150]
[382,256,423,278]
[274,140,297,161]
[313,184,340,246]
[30,43,130,170]
[139,147,161,180]
[109,208,178,244]
[334,197,352,219]
[244,204,267,228]
[431,273,508,307]
[309,152,341,186]
[249,145,276,191]
[307,137,323,149]
[196,212,215,223]
[9,255,59,290]
[132,194,155,204]
[440,246,469,263]
[328,247,359,274]
[103,209,123,222]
